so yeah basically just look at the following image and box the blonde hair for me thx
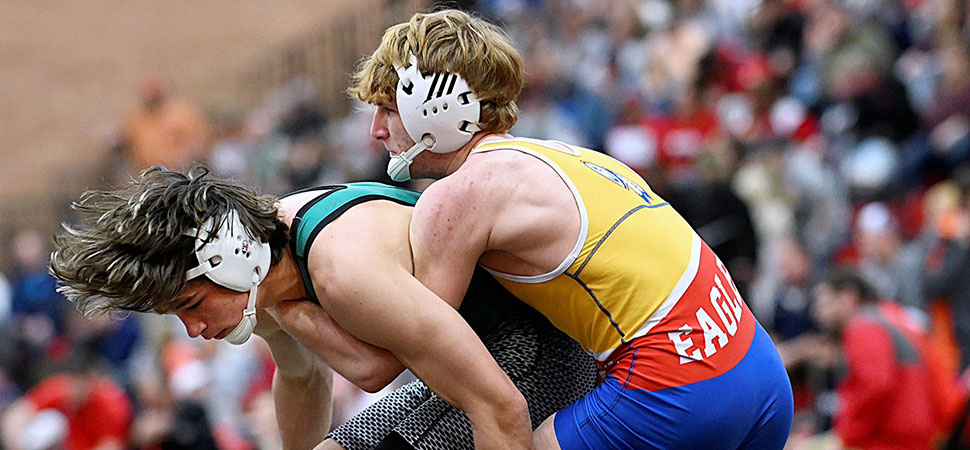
[349,9,523,132]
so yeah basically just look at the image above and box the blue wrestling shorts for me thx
[554,321,793,449]
[552,241,793,449]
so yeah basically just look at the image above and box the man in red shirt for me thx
[813,268,961,449]
[1,352,132,450]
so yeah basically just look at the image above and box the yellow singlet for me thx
[472,138,700,362]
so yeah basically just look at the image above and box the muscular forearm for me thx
[306,206,533,448]
[407,189,533,448]
[261,327,336,450]
[407,339,532,450]
[334,289,533,450]
[467,399,533,450]
[274,300,405,392]
[274,366,334,450]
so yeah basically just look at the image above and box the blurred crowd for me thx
[1,0,969,448]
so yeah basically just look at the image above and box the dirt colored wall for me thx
[0,0,423,241]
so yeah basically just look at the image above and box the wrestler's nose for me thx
[176,311,206,338]
[371,108,389,141]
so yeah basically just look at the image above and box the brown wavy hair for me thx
[348,9,524,133]
[51,166,289,316]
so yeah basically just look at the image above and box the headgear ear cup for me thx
[387,54,481,181]
[184,211,271,345]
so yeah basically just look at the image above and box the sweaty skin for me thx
[408,144,582,449]
[293,196,532,450]
[372,100,581,448]
[174,190,532,450]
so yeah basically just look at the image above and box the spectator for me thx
[813,268,962,449]
[762,236,834,440]
[129,370,219,450]
[855,202,927,309]
[638,83,721,187]
[670,140,759,297]
[11,0,970,446]
[122,74,210,173]
[762,236,819,342]
[925,170,970,371]
[926,40,970,171]
[0,349,132,450]
[9,229,67,335]
[207,112,260,185]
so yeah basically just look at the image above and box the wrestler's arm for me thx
[407,179,487,308]
[271,300,405,392]
[274,196,406,391]
[409,165,531,317]
[260,323,334,450]
[310,205,532,450]
[407,171,539,448]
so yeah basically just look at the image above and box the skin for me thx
[371,102,583,449]
[812,283,860,334]
[171,189,530,450]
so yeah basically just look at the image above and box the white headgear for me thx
[184,210,271,345]
[388,54,481,181]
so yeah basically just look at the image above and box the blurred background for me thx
[1,0,969,448]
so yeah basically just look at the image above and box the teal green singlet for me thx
[283,182,513,336]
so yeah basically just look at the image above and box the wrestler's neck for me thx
[425,131,512,178]
[256,248,308,309]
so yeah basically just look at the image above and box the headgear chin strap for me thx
[388,54,481,181]
[184,210,271,345]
